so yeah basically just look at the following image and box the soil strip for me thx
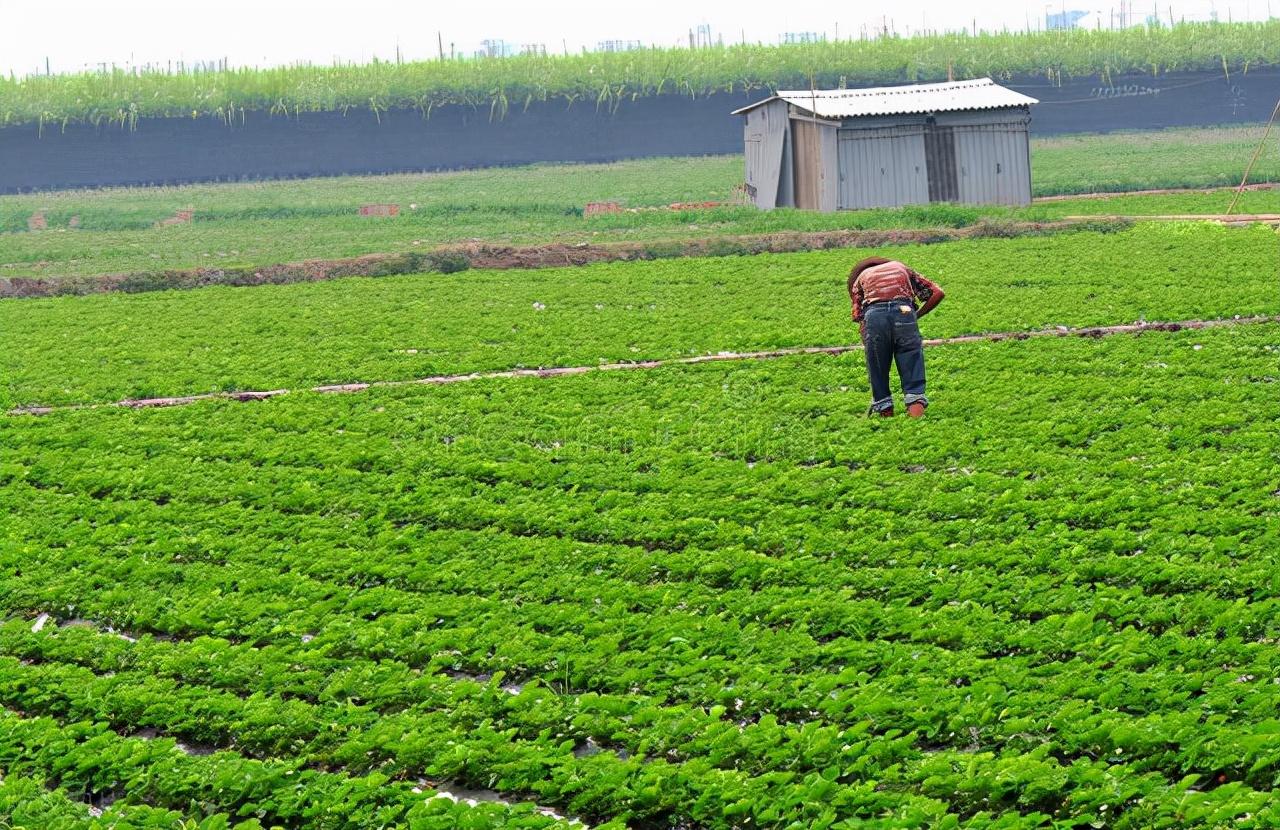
[8,316,1274,418]
[1032,182,1280,202]
[1,219,1124,299]
[1062,213,1280,226]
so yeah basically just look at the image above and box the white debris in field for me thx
[573,738,602,758]
[423,781,588,827]
[501,682,524,695]
[1193,344,1203,350]
[107,626,137,642]
[532,302,546,311]
[409,203,419,210]
[300,633,315,643]
[1055,325,1070,333]
[31,613,50,632]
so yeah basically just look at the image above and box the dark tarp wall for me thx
[1,69,1277,193]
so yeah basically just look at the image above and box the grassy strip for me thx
[2,21,1277,128]
[0,218,1127,299]
[2,125,1276,282]
[1029,126,1280,195]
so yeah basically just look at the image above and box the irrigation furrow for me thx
[8,315,1276,417]
[0,704,584,829]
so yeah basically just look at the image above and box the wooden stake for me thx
[1227,97,1280,215]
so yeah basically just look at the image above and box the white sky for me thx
[1,0,1274,76]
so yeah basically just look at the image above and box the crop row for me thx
[4,222,1277,409]
[3,22,1278,128]
[4,325,1279,826]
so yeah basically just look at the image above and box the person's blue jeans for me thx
[862,301,927,414]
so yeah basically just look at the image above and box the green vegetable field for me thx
[3,222,1278,409]
[3,184,1280,829]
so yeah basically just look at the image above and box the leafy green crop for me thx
[3,322,1279,827]
[2,223,1276,409]
[2,194,1278,827]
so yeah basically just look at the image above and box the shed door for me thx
[791,119,822,210]
[836,127,928,210]
[954,122,1032,206]
[924,122,959,203]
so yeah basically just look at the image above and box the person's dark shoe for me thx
[906,402,926,419]
[879,408,895,418]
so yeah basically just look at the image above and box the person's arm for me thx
[910,270,945,318]
[848,274,866,339]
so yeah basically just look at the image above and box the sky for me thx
[1,0,1274,76]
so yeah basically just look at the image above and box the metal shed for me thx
[732,78,1039,211]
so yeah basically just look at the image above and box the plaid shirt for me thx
[848,261,941,322]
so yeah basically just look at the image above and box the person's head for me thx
[848,256,892,296]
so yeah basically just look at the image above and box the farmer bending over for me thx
[848,256,945,418]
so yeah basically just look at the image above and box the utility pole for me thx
[438,31,445,60]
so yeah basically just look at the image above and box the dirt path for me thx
[1063,213,1280,226]
[9,316,1275,417]
[1,219,1120,299]
[1033,183,1280,202]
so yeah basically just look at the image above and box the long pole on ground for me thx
[1226,97,1280,215]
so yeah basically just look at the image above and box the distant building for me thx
[597,40,643,53]
[733,78,1039,212]
[476,39,516,59]
[1046,10,1090,29]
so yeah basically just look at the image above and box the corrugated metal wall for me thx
[836,126,928,210]
[952,120,1032,206]
[743,103,790,209]
[791,119,822,210]
[923,124,959,202]
[744,105,1031,211]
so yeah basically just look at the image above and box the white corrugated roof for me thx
[731,78,1038,118]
